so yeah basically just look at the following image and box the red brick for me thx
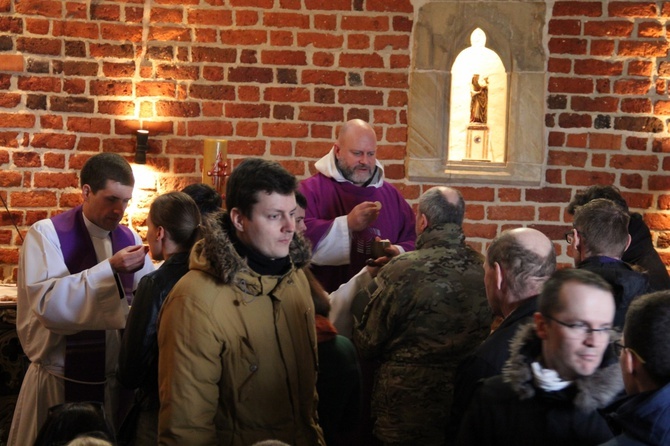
[264,12,309,28]
[54,21,99,39]
[628,60,653,76]
[101,24,143,42]
[262,122,309,138]
[34,172,79,188]
[608,2,657,17]
[234,10,259,26]
[91,4,121,21]
[639,21,664,38]
[571,96,618,112]
[228,67,273,83]
[621,98,652,113]
[339,53,384,68]
[40,115,64,130]
[574,59,624,76]
[548,77,594,94]
[270,31,294,46]
[383,163,404,180]
[548,37,587,55]
[90,80,132,96]
[31,133,76,149]
[548,58,572,73]
[187,120,234,136]
[366,0,411,12]
[644,212,670,230]
[526,187,573,203]
[374,35,409,51]
[156,101,200,117]
[626,136,648,151]
[591,153,607,168]
[264,87,311,102]
[618,40,669,57]
[584,20,633,37]
[498,188,520,202]
[589,133,622,150]
[591,40,615,56]
[610,154,658,171]
[565,170,615,186]
[613,79,652,95]
[238,86,260,102]
[487,205,535,221]
[270,140,292,156]
[298,106,344,122]
[296,141,332,157]
[558,113,592,128]
[66,117,111,134]
[0,113,36,129]
[553,1,603,17]
[15,0,62,17]
[338,90,384,105]
[150,7,184,23]
[297,32,344,49]
[620,173,643,190]
[388,91,407,107]
[301,70,346,86]
[225,103,270,119]
[221,29,267,45]
[0,171,22,187]
[341,15,389,32]
[230,0,273,7]
[44,152,65,168]
[261,50,307,66]
[649,175,670,190]
[11,191,58,207]
[364,72,408,88]
[304,0,352,10]
[538,207,562,222]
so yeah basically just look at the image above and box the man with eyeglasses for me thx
[568,198,650,328]
[457,268,623,446]
[600,291,670,445]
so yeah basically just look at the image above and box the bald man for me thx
[299,119,415,293]
[449,228,557,441]
[354,187,490,446]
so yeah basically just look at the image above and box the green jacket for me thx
[158,212,324,446]
[354,223,491,445]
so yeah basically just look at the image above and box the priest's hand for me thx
[347,201,380,232]
[110,244,150,274]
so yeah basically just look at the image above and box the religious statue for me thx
[470,74,489,124]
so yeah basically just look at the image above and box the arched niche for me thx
[407,1,547,185]
[448,28,507,164]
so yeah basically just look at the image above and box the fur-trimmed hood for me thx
[502,322,623,412]
[188,210,312,285]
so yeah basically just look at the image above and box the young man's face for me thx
[295,206,307,235]
[537,281,615,381]
[234,192,297,260]
[82,180,133,231]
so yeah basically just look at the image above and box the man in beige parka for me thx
[157,158,324,446]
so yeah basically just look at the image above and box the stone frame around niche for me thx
[407,1,547,185]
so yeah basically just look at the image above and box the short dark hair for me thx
[487,230,556,297]
[567,185,629,215]
[624,290,670,386]
[149,191,202,251]
[181,183,223,217]
[539,268,612,316]
[225,158,298,218]
[80,153,134,192]
[573,198,630,258]
[418,187,465,226]
[295,190,307,210]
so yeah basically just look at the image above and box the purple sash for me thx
[51,205,136,403]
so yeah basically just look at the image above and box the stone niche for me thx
[407,1,547,185]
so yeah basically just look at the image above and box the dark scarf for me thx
[230,230,291,276]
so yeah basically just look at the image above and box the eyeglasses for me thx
[613,341,647,364]
[543,314,616,339]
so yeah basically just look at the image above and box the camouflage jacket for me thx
[353,223,491,444]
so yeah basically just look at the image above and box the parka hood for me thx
[502,322,623,411]
[188,210,312,285]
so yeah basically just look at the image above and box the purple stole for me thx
[51,205,136,403]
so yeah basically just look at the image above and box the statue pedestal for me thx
[466,124,490,161]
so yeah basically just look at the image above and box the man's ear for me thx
[155,226,165,242]
[534,312,549,340]
[622,348,635,377]
[624,233,632,253]
[82,184,92,201]
[229,207,245,232]
[494,262,504,291]
[417,212,428,234]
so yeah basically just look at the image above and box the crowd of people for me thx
[8,119,670,446]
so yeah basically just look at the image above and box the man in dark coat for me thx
[449,227,556,441]
[457,268,623,446]
[569,198,651,328]
[568,185,670,292]
[600,290,670,446]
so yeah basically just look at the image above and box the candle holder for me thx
[202,139,228,198]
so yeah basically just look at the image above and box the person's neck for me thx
[231,231,290,276]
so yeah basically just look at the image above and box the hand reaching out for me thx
[110,245,149,274]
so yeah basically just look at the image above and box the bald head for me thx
[418,186,465,229]
[335,119,377,185]
[487,227,556,301]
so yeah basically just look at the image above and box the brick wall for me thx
[1,0,670,281]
